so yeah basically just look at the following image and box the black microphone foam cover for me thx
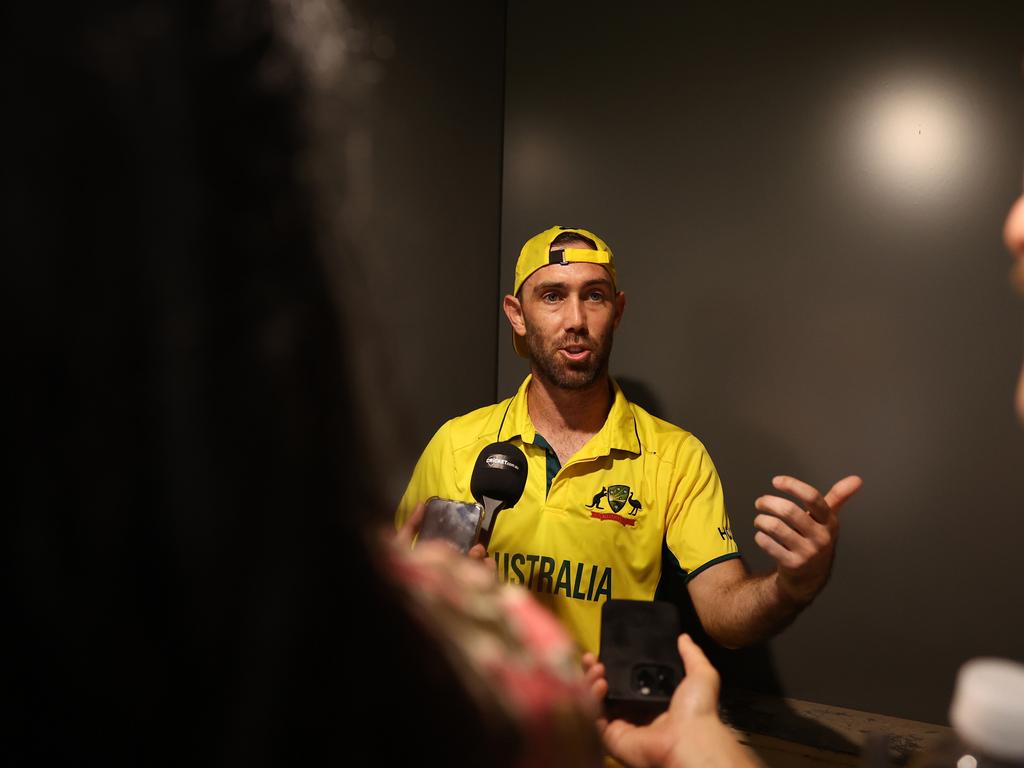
[471,442,528,508]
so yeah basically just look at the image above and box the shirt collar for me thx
[496,375,641,458]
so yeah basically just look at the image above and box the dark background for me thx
[356,1,1024,725]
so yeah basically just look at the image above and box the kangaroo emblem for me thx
[585,487,608,509]
[626,491,642,516]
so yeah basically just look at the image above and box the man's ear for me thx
[613,290,626,329]
[503,294,527,337]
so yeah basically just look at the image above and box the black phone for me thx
[599,599,684,724]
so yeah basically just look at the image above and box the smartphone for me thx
[417,497,485,554]
[599,599,684,724]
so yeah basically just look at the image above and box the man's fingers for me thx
[754,495,818,537]
[753,513,816,558]
[753,529,800,569]
[824,475,863,512]
[772,474,862,524]
[771,475,831,523]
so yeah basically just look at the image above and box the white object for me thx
[949,657,1024,762]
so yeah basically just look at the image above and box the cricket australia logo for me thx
[586,484,642,527]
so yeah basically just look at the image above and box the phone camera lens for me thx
[636,669,654,696]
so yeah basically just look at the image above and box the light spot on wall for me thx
[847,73,980,211]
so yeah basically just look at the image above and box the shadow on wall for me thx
[618,377,857,754]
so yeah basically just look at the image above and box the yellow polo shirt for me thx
[395,375,740,654]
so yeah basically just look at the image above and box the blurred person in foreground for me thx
[5,0,760,766]
[1006,193,1024,420]
[5,0,591,764]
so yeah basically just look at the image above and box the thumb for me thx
[824,475,863,512]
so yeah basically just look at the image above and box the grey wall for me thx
[500,2,1024,724]
[346,3,506,508]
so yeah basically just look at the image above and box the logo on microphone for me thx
[486,454,521,472]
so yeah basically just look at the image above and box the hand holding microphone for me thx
[416,442,527,554]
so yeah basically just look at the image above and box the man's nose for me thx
[563,296,588,334]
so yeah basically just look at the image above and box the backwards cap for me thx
[511,225,617,357]
[514,225,616,296]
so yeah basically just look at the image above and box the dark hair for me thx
[7,1,514,765]
[550,231,598,250]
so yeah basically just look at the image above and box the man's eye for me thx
[542,292,561,303]
[588,291,608,301]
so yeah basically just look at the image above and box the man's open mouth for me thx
[560,345,592,361]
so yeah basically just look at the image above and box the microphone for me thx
[470,442,528,548]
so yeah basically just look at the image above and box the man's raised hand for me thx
[753,474,863,606]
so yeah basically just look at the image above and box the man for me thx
[396,225,862,654]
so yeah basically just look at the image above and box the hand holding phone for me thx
[599,599,685,724]
[417,496,485,554]
[586,633,758,768]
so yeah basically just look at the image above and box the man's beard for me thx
[523,324,614,391]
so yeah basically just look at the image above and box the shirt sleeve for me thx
[663,437,739,579]
[395,420,455,531]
